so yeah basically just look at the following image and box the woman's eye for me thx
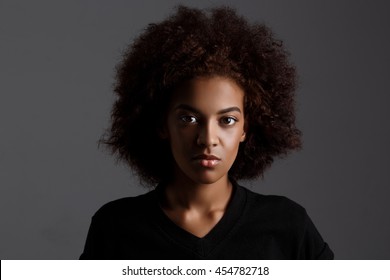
[180,116,197,123]
[221,117,237,125]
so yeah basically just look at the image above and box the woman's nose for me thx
[196,121,219,147]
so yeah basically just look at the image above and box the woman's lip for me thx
[192,154,221,160]
[196,159,220,168]
[192,154,221,167]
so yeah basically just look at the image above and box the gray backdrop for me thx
[1,0,389,259]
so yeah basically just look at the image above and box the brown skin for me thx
[160,76,246,238]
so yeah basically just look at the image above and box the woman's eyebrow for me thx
[217,106,242,114]
[174,104,242,114]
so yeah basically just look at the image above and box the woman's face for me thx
[163,76,246,185]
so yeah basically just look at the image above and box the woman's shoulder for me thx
[92,189,156,220]
[237,185,311,231]
[240,185,306,215]
[238,185,333,259]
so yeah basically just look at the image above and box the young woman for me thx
[80,6,333,259]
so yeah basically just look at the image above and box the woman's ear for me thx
[240,131,246,142]
[158,126,169,140]
[240,121,247,142]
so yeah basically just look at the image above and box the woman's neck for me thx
[161,173,233,213]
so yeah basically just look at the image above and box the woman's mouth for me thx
[192,154,221,168]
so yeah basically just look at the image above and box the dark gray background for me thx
[1,0,389,259]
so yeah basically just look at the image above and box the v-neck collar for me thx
[151,181,247,258]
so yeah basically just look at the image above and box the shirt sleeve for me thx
[298,210,334,259]
[79,214,113,260]
[79,215,99,260]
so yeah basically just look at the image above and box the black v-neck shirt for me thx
[80,183,333,259]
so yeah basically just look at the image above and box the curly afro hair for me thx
[101,5,302,186]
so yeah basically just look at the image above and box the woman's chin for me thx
[187,171,226,185]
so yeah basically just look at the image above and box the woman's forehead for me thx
[169,76,244,113]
